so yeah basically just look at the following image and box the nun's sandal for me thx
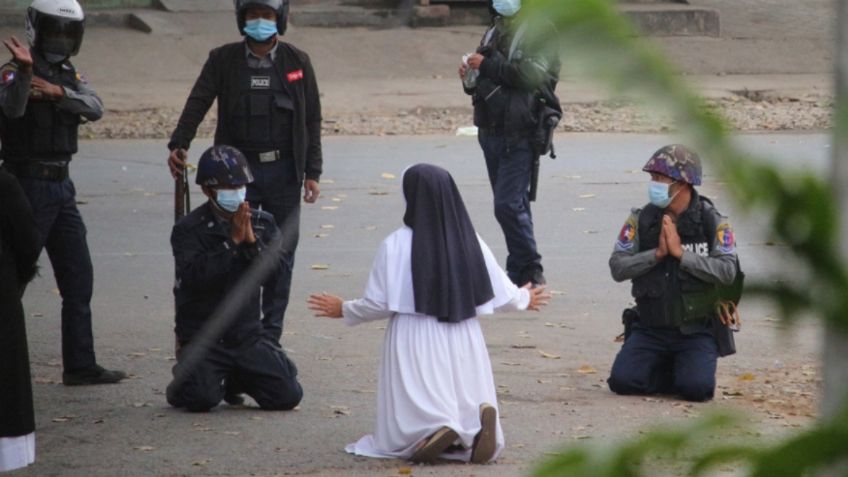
[471,403,497,464]
[411,427,459,463]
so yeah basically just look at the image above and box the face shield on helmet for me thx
[234,0,289,38]
[26,0,85,61]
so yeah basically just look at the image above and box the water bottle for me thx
[462,54,479,89]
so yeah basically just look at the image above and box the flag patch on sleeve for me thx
[615,215,638,252]
[1,69,15,85]
[716,222,736,254]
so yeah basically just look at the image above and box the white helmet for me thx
[26,0,85,59]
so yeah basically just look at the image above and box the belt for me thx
[479,126,531,137]
[244,150,283,163]
[3,161,70,181]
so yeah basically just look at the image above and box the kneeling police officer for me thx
[607,145,740,402]
[166,145,303,412]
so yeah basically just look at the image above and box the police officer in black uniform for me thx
[167,0,323,343]
[460,0,560,286]
[607,145,740,402]
[167,145,303,412]
[0,0,125,386]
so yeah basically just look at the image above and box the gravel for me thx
[80,94,833,140]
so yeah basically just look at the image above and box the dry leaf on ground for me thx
[577,365,597,374]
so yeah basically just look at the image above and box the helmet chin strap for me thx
[43,52,68,64]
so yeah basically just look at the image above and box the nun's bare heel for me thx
[471,403,497,464]
[410,426,459,463]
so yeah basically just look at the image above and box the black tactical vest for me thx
[224,52,294,156]
[631,193,717,328]
[0,53,80,161]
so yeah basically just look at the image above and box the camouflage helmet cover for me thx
[642,144,702,186]
[196,145,254,187]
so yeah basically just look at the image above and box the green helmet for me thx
[642,144,702,186]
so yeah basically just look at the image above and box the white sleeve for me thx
[478,236,531,312]
[341,239,394,326]
[342,298,394,326]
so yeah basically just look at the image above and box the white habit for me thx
[0,433,35,472]
[342,226,530,462]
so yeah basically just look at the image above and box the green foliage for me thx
[520,0,848,475]
[521,0,848,330]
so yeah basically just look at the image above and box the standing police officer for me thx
[167,0,323,343]
[460,0,560,286]
[167,145,302,412]
[607,145,739,402]
[0,0,125,385]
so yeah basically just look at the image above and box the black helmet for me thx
[235,0,289,37]
[196,145,254,187]
[26,0,85,59]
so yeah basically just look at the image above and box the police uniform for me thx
[464,12,560,285]
[168,40,323,341]
[166,201,302,412]
[607,189,738,402]
[0,50,105,375]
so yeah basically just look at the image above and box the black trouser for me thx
[166,334,302,412]
[607,324,718,402]
[16,175,97,373]
[478,131,542,283]
[245,155,300,342]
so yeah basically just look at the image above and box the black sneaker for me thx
[63,365,127,386]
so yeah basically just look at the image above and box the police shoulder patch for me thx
[615,212,639,252]
[1,64,17,85]
[716,220,736,254]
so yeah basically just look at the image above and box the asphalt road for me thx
[16,133,828,477]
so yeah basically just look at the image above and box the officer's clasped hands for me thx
[662,215,684,259]
[230,202,256,245]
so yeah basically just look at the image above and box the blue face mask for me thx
[492,0,521,17]
[215,187,247,213]
[648,181,676,208]
[243,18,278,42]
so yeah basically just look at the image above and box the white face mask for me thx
[492,0,521,17]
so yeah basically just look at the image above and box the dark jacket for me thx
[466,16,560,132]
[632,193,718,328]
[0,50,103,163]
[0,170,41,438]
[168,41,323,182]
[171,202,284,344]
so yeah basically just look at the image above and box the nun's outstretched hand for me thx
[308,293,344,318]
[523,283,551,311]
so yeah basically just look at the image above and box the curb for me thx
[0,9,154,32]
[0,3,720,37]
